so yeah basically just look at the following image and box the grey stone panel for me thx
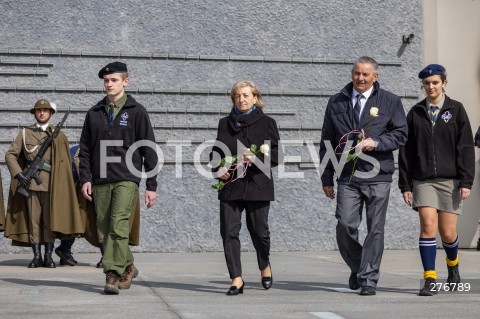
[61,50,82,56]
[120,52,152,59]
[41,49,62,56]
[8,49,42,55]
[154,88,180,94]
[199,55,229,61]
[0,69,48,76]
[325,58,346,64]
[263,56,292,63]
[152,52,168,59]
[229,55,264,62]
[291,57,313,63]
[168,53,186,59]
[55,87,86,92]
[138,88,154,93]
[15,86,55,92]
[0,59,54,67]
[86,86,104,93]
[81,51,120,58]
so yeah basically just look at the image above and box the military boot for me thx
[28,244,43,268]
[43,243,56,268]
[97,243,105,268]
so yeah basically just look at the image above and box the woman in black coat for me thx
[211,80,280,295]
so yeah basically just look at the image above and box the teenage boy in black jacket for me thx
[79,61,158,294]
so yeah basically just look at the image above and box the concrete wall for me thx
[0,0,424,253]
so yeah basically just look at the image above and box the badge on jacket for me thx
[441,111,452,123]
[120,112,129,126]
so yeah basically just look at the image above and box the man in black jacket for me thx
[476,128,480,250]
[79,61,158,294]
[319,56,407,295]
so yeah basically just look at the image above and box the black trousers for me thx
[220,200,271,279]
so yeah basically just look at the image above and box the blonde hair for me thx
[230,80,265,109]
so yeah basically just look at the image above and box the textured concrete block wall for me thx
[0,0,423,253]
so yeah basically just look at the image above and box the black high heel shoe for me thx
[261,263,273,290]
[226,279,245,296]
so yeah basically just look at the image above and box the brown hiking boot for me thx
[104,271,120,294]
[118,264,139,289]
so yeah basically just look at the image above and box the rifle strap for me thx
[22,128,39,154]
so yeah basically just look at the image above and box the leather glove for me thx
[15,172,31,189]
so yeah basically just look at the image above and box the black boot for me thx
[28,244,43,268]
[97,243,105,268]
[43,243,56,268]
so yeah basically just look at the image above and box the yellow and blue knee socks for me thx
[443,235,459,267]
[419,237,437,279]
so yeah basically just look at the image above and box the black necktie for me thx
[108,103,114,127]
[354,93,363,126]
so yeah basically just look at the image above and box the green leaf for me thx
[357,133,363,143]
[345,153,358,163]
[250,144,258,154]
[212,181,225,190]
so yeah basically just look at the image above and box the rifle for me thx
[17,111,70,197]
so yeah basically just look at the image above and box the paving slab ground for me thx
[0,250,479,319]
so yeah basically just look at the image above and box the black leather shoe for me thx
[226,280,245,296]
[349,272,359,290]
[96,257,103,268]
[261,264,273,290]
[359,286,376,296]
[477,238,480,251]
[55,247,76,266]
[419,277,438,296]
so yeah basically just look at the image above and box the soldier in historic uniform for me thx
[0,171,5,232]
[4,99,84,268]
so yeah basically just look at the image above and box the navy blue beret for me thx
[98,61,128,79]
[418,64,446,79]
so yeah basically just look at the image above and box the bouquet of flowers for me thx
[212,143,270,190]
[335,107,379,182]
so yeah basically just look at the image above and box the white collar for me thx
[353,85,374,100]
[35,122,50,131]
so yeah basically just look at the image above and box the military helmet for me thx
[30,99,56,114]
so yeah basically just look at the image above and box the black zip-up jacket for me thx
[319,82,408,186]
[398,95,475,192]
[79,95,158,191]
[210,108,280,201]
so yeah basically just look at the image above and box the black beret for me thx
[418,64,446,79]
[98,61,128,79]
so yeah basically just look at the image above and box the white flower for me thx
[259,144,270,156]
[224,156,235,164]
[370,107,379,117]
